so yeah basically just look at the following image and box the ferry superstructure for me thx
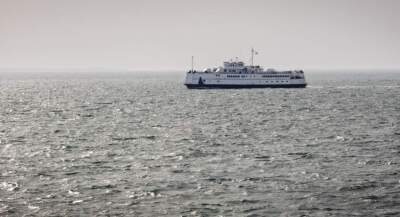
[184,50,307,89]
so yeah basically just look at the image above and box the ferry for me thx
[184,49,307,89]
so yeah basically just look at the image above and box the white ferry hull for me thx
[184,73,307,89]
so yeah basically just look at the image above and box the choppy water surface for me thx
[1,72,400,216]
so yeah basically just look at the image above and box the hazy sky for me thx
[1,0,399,71]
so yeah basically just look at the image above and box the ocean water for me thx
[0,71,400,216]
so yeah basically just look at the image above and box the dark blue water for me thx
[0,71,400,216]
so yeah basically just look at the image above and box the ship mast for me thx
[191,56,194,72]
[251,48,258,67]
[251,48,254,66]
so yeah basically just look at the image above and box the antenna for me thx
[191,56,194,72]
